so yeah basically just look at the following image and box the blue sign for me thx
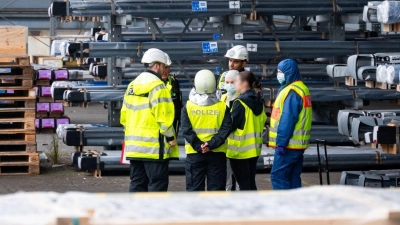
[202,42,218,54]
[0,68,11,73]
[192,1,207,12]
[215,67,221,75]
[213,33,220,40]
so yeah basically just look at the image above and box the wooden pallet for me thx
[0,67,34,77]
[0,142,36,153]
[0,77,33,89]
[0,164,39,175]
[0,152,39,175]
[37,96,55,103]
[0,88,36,100]
[0,108,35,119]
[35,80,52,86]
[0,55,30,66]
[0,131,35,144]
[0,118,35,132]
[0,99,35,109]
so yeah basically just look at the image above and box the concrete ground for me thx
[3,100,398,193]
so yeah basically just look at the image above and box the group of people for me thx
[120,45,312,192]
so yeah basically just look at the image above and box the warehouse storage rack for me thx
[47,0,400,172]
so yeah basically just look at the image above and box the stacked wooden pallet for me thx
[0,55,39,175]
[34,68,70,133]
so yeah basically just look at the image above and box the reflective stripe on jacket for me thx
[120,71,178,160]
[184,100,227,154]
[227,99,267,159]
[269,81,312,150]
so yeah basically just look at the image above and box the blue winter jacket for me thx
[276,59,303,148]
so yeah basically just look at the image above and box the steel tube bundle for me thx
[51,0,369,18]
[66,41,400,63]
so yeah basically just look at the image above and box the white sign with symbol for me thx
[247,43,257,52]
[229,1,240,9]
[263,156,274,166]
[235,33,243,40]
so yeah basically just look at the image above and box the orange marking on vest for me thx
[271,108,280,120]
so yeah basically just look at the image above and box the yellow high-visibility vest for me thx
[227,100,267,159]
[268,81,312,150]
[185,100,227,154]
[217,71,226,89]
[120,72,178,160]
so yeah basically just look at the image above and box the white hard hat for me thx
[194,69,216,94]
[164,53,172,66]
[224,45,248,61]
[141,48,168,65]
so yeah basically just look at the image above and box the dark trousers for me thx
[185,152,227,191]
[129,160,169,192]
[270,149,304,190]
[229,157,259,191]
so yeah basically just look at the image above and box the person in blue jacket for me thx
[270,59,312,190]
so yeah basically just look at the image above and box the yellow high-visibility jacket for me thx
[120,71,178,160]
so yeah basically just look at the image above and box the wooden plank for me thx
[35,80,52,86]
[0,27,27,55]
[345,77,357,86]
[0,152,39,164]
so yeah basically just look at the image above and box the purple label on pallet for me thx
[54,70,68,80]
[6,90,14,94]
[35,119,40,129]
[41,118,55,129]
[56,118,70,126]
[40,86,52,97]
[36,102,50,112]
[50,102,63,112]
[38,70,52,80]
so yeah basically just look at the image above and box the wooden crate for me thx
[0,131,36,144]
[0,26,27,55]
[345,77,357,86]
[31,55,62,67]
[0,143,36,153]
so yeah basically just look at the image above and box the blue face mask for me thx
[277,72,285,84]
[225,84,236,94]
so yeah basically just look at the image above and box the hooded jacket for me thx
[230,90,264,132]
[181,88,232,153]
[276,59,304,148]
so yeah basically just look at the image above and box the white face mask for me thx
[277,72,285,84]
[225,84,236,94]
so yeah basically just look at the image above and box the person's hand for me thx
[276,146,286,155]
[168,140,177,147]
[201,142,210,153]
